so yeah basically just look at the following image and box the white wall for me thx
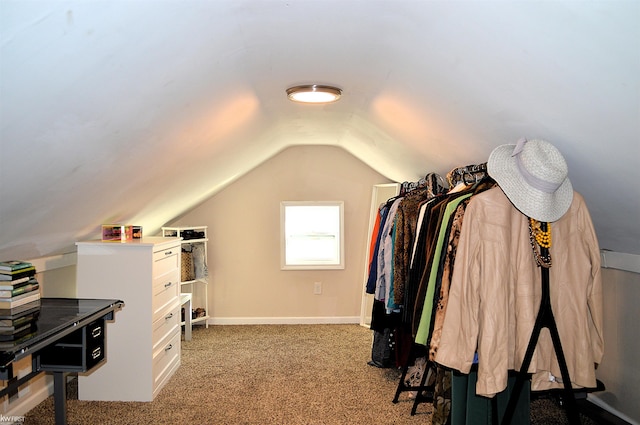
[591,267,640,424]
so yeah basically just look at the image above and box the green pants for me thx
[451,370,530,425]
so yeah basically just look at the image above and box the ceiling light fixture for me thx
[286,85,342,104]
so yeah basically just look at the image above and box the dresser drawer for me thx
[152,244,180,322]
[153,244,180,277]
[40,319,105,373]
[153,301,180,349]
[152,328,180,390]
[152,272,179,322]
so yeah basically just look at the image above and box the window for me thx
[280,201,344,270]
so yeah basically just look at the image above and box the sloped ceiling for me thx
[1,0,639,259]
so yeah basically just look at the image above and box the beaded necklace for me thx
[528,217,552,268]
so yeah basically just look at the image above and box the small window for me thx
[280,201,344,270]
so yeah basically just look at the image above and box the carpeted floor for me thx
[25,324,601,424]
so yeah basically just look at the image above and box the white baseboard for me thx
[587,394,640,425]
[207,316,360,325]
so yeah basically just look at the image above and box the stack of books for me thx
[0,303,40,348]
[0,261,41,347]
[0,261,41,310]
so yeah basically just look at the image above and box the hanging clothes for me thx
[375,156,601,425]
[413,191,473,345]
[410,178,496,343]
[378,165,494,422]
[366,202,391,295]
[407,178,494,425]
[428,197,475,425]
[393,186,437,308]
[395,163,489,336]
[368,201,397,368]
[392,173,447,305]
[367,174,446,312]
[367,174,446,369]
[429,198,471,361]
[435,187,603,398]
[375,197,402,309]
[402,195,442,329]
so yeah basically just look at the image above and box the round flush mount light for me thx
[286,85,342,104]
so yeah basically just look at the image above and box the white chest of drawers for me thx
[75,237,182,401]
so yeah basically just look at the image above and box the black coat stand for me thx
[501,227,581,425]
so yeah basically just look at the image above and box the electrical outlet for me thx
[314,281,322,295]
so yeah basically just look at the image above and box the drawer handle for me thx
[164,281,172,288]
[91,347,102,360]
[165,250,173,256]
[165,343,173,352]
[91,327,102,338]
[165,312,174,320]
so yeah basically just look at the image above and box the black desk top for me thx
[0,298,124,368]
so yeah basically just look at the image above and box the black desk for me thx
[0,298,124,424]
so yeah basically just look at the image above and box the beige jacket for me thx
[435,187,603,397]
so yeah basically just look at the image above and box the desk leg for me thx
[53,372,67,425]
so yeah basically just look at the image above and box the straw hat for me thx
[487,138,573,222]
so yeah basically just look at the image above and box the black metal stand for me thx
[392,343,434,415]
[501,232,581,425]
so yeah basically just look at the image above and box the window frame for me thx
[280,201,345,270]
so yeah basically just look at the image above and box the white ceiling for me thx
[1,0,639,259]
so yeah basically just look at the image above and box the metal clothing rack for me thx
[501,225,581,425]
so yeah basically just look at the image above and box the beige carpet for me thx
[25,324,595,425]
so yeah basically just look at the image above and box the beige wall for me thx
[168,145,393,323]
